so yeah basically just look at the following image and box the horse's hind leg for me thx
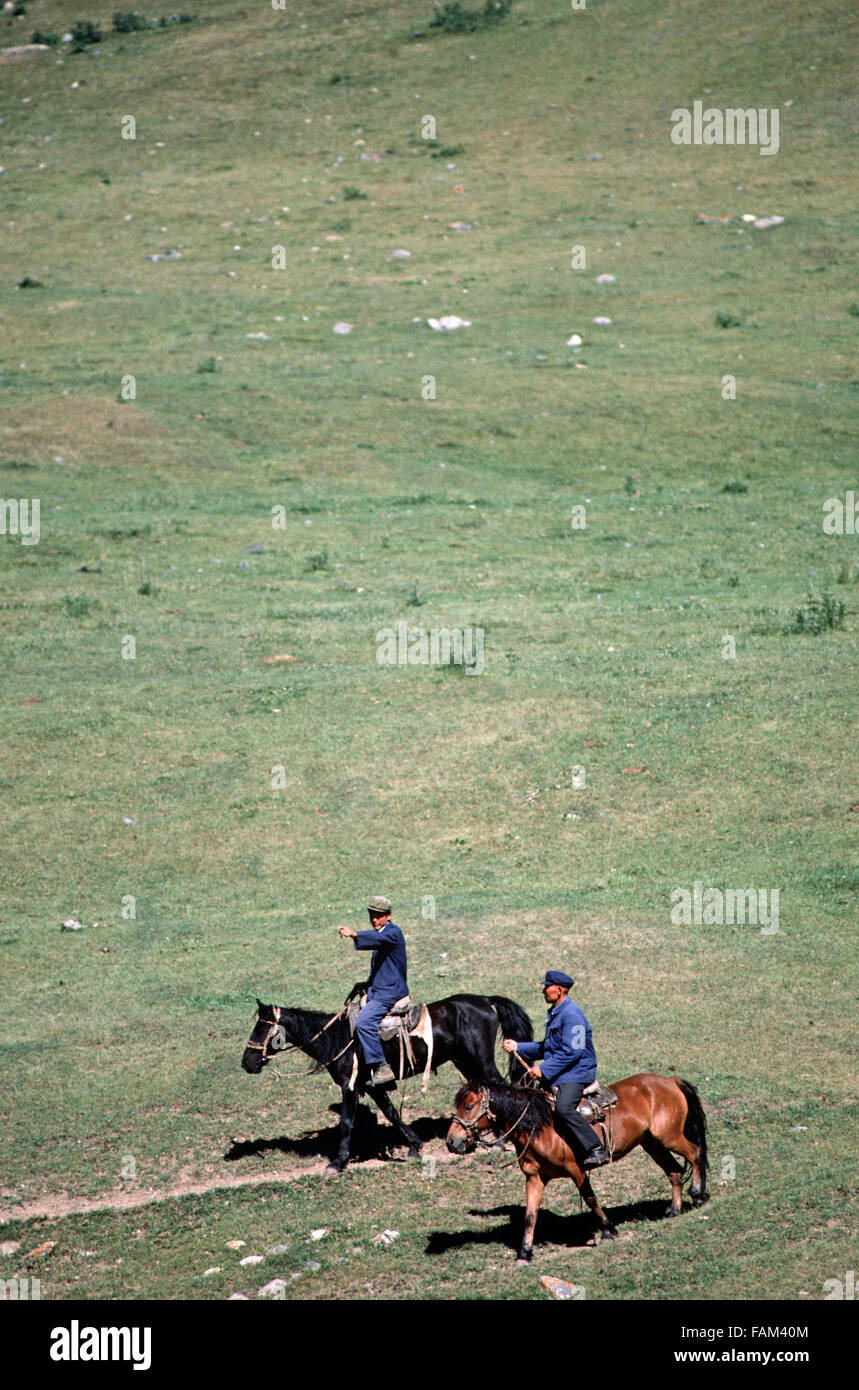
[663,1129,708,1207]
[641,1133,685,1215]
[577,1175,617,1241]
[369,1085,422,1160]
[516,1173,545,1264]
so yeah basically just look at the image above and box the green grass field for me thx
[1,0,856,1302]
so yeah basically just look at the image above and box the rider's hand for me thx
[529,1064,542,1080]
[502,1038,517,1053]
[338,926,356,939]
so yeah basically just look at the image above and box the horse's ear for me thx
[256,997,264,1011]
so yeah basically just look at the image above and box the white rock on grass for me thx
[595,274,615,283]
[203,1267,221,1277]
[258,1278,288,1297]
[333,321,354,334]
[308,1228,329,1240]
[592,317,612,325]
[239,1254,264,1266]
[371,1229,400,1245]
[427,316,471,331]
[390,249,411,259]
[566,334,582,347]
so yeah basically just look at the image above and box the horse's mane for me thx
[456,1080,553,1136]
[263,1005,353,1067]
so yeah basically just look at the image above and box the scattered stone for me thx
[333,321,354,334]
[61,919,84,932]
[540,1275,585,1299]
[1,45,51,60]
[267,1243,289,1256]
[243,542,263,553]
[305,1260,321,1272]
[143,251,181,261]
[308,1228,329,1241]
[26,1241,56,1258]
[228,1293,249,1300]
[371,1229,399,1245]
[592,316,612,325]
[203,1267,221,1277]
[390,249,411,259]
[566,334,582,347]
[239,1254,264,1266]
[122,818,134,826]
[448,221,472,231]
[258,1278,288,1297]
[246,332,269,340]
[788,1125,808,1132]
[0,1240,21,1256]
[587,153,603,160]
[753,215,784,230]
[427,315,471,331]
[595,274,616,283]
[226,1240,246,1250]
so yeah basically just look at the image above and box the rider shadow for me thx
[223,1105,448,1166]
[425,1197,676,1255]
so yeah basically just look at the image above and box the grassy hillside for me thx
[0,0,856,1301]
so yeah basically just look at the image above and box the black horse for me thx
[241,994,533,1172]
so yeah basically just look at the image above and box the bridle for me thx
[449,1085,532,1151]
[245,1005,286,1063]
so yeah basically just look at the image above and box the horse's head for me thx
[241,999,288,1074]
[446,1082,495,1154]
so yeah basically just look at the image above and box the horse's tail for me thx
[676,1078,708,1188]
[489,996,534,1082]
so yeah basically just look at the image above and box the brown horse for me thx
[447,1074,708,1262]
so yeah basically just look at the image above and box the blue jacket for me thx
[353,922,408,1004]
[517,995,597,1086]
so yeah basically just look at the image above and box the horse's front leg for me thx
[327,1085,358,1174]
[516,1172,545,1264]
[369,1086,422,1160]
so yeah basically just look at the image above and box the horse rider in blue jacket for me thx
[338,895,407,1087]
[503,970,609,1169]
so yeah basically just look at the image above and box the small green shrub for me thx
[343,186,367,201]
[428,0,512,34]
[787,591,845,634]
[64,595,92,618]
[715,311,743,328]
[31,29,59,45]
[304,548,329,572]
[113,11,150,32]
[70,21,102,52]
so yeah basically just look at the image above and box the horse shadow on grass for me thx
[223,1105,449,1166]
[425,1197,678,1256]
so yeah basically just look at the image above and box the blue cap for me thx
[541,970,574,989]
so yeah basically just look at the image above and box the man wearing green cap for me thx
[503,970,609,1169]
[338,896,408,1086]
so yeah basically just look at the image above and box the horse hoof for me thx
[325,1163,344,1176]
[666,1206,680,1218]
[692,1194,709,1208]
[599,1228,617,1242]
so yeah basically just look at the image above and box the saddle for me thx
[346,993,433,1092]
[577,1080,619,1125]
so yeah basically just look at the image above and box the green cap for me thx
[368,895,392,914]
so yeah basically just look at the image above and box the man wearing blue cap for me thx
[338,895,407,1086]
[503,971,609,1169]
